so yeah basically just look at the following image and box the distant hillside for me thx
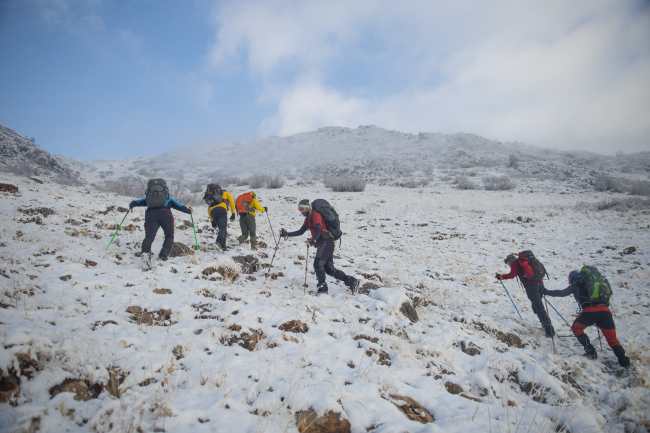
[0,125,85,185]
[2,124,649,193]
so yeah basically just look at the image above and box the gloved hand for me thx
[129,201,136,209]
[230,214,236,222]
[307,238,316,246]
[264,207,268,212]
[211,220,217,228]
[540,287,547,295]
[495,273,501,280]
[280,229,288,239]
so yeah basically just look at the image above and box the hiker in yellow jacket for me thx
[204,184,236,252]
[235,191,267,250]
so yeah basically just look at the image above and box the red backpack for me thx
[517,250,547,284]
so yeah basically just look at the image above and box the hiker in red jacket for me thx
[497,253,555,337]
[280,199,360,296]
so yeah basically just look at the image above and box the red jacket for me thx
[500,260,540,285]
[304,211,327,247]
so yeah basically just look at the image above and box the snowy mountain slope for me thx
[3,124,649,192]
[1,173,649,432]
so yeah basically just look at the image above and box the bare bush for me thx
[509,154,520,169]
[583,197,650,211]
[324,175,366,192]
[267,174,285,189]
[627,181,650,196]
[454,176,477,190]
[98,175,147,197]
[483,175,515,190]
[248,174,270,188]
[593,175,622,192]
[440,175,454,182]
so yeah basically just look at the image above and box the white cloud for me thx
[208,0,650,153]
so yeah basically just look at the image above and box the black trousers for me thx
[525,282,551,328]
[210,206,228,248]
[313,239,350,289]
[142,208,174,258]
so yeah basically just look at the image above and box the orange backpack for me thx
[236,193,253,214]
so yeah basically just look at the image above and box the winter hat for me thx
[504,254,517,265]
[298,199,311,209]
[568,270,580,284]
[249,191,256,198]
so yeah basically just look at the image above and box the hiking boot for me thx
[237,235,247,244]
[348,278,360,295]
[141,253,152,271]
[613,346,631,367]
[250,236,258,251]
[158,255,168,262]
[584,344,598,360]
[315,283,328,296]
[544,324,555,338]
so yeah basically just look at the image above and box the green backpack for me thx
[579,265,612,306]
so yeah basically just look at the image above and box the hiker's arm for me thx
[129,198,147,209]
[286,225,308,237]
[311,223,322,244]
[168,198,191,214]
[499,262,519,280]
[544,284,576,298]
[251,199,265,213]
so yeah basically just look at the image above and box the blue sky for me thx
[1,0,649,159]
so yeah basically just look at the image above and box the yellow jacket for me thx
[207,191,236,221]
[246,198,266,217]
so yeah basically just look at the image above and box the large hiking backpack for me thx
[203,184,224,207]
[236,193,254,214]
[311,199,342,241]
[145,178,169,208]
[578,265,612,306]
[517,250,547,284]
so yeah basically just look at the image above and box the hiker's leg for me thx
[525,283,551,328]
[313,242,329,290]
[249,215,258,249]
[572,311,597,357]
[142,210,160,254]
[238,214,249,243]
[321,240,352,285]
[159,210,175,259]
[211,207,228,249]
[595,310,622,348]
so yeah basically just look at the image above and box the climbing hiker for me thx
[129,178,193,271]
[280,199,360,296]
[235,191,267,250]
[203,184,236,252]
[544,268,630,366]
[497,252,555,338]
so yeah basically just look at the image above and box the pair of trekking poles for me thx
[104,208,201,261]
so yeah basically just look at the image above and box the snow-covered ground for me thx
[1,173,649,432]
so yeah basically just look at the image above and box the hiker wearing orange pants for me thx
[544,269,630,367]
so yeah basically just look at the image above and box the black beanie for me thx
[298,199,310,209]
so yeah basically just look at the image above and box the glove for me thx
[211,220,217,228]
[495,273,501,280]
[280,229,288,239]
[264,207,268,212]
[129,201,135,209]
[540,287,547,295]
[307,238,316,246]
[230,214,236,222]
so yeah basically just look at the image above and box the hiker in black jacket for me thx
[544,270,630,367]
[129,196,192,270]
[280,199,360,296]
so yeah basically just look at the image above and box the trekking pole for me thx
[266,211,278,247]
[543,295,557,354]
[106,209,130,250]
[304,245,309,295]
[499,280,523,321]
[190,213,201,262]
[597,328,603,351]
[264,236,283,283]
[544,297,570,327]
